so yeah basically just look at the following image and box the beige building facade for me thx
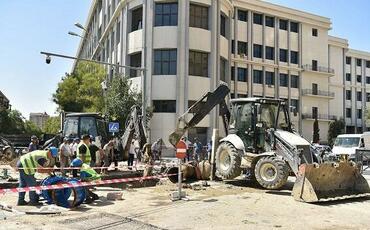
[29,112,49,130]
[74,0,370,144]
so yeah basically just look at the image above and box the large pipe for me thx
[167,161,211,183]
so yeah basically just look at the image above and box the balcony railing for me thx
[302,89,335,97]
[302,113,337,120]
[302,64,334,74]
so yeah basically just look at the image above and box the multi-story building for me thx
[29,112,49,130]
[74,0,370,145]
[0,90,10,111]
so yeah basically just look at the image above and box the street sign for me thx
[108,122,120,133]
[176,140,187,159]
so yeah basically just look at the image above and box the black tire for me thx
[254,156,289,189]
[216,142,242,179]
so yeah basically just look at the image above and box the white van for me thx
[332,133,370,159]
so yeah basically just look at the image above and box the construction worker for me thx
[17,147,58,206]
[77,134,91,165]
[28,135,39,152]
[70,158,100,203]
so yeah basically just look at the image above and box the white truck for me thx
[332,133,370,160]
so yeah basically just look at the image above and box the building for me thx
[74,0,370,144]
[0,90,10,111]
[29,112,49,130]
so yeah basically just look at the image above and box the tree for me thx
[105,75,142,127]
[43,116,61,134]
[313,118,320,143]
[0,109,42,136]
[327,119,345,147]
[53,61,105,113]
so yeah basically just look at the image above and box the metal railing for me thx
[302,89,335,97]
[301,113,337,120]
[302,64,334,74]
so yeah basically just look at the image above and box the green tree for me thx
[53,61,105,113]
[43,116,61,134]
[313,118,320,143]
[0,109,42,136]
[327,119,345,147]
[105,75,142,127]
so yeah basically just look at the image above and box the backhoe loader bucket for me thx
[292,162,370,203]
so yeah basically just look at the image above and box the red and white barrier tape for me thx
[0,173,177,195]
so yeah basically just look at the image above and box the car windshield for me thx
[334,137,360,147]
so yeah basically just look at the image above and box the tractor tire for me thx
[216,142,242,179]
[254,156,289,190]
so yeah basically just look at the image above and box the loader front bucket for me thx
[292,162,370,203]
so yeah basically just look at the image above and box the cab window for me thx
[80,117,98,138]
[64,117,78,138]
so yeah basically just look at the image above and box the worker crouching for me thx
[70,158,100,203]
[17,147,58,206]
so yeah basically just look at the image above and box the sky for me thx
[0,0,369,119]
[0,0,92,118]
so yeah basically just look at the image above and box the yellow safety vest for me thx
[20,150,48,175]
[77,142,91,164]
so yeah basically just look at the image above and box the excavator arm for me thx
[169,83,230,146]
[120,105,147,159]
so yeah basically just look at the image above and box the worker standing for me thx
[102,139,115,174]
[17,147,58,206]
[59,138,72,176]
[151,138,163,161]
[70,138,80,159]
[194,138,203,162]
[70,158,100,204]
[77,134,91,165]
[28,135,39,152]
[128,139,135,170]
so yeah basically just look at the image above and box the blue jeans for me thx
[18,169,39,203]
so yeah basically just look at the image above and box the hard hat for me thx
[49,147,58,157]
[71,158,83,167]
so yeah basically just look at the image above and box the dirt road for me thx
[1,176,370,230]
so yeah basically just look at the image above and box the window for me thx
[312,107,318,119]
[189,51,208,77]
[357,75,362,83]
[253,70,263,84]
[357,91,362,101]
[231,67,235,81]
[238,10,247,22]
[291,75,299,88]
[237,68,247,82]
[346,73,351,81]
[346,90,352,100]
[238,94,248,98]
[253,44,263,58]
[265,16,274,27]
[190,4,208,29]
[367,77,370,84]
[220,14,226,37]
[290,22,299,33]
[279,19,288,30]
[154,49,177,75]
[238,41,247,55]
[231,40,235,54]
[280,73,288,87]
[367,61,370,68]
[312,60,318,71]
[280,49,288,62]
[291,51,299,64]
[291,99,299,111]
[153,100,176,113]
[367,93,370,102]
[80,117,98,138]
[312,28,318,37]
[356,59,362,67]
[253,13,262,25]
[346,57,351,65]
[265,71,274,85]
[346,108,352,118]
[131,7,143,31]
[357,109,362,119]
[116,22,121,45]
[265,46,274,60]
[312,83,318,95]
[220,58,227,81]
[129,52,142,78]
[155,3,178,26]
